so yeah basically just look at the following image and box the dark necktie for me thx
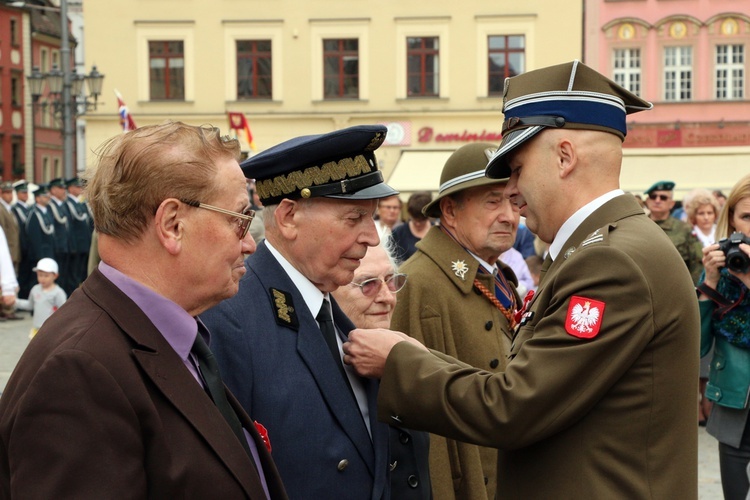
[317,299,348,376]
[191,332,253,459]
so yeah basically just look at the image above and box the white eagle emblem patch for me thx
[565,296,605,339]
[451,260,469,280]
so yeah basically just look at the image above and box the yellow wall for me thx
[82,0,583,185]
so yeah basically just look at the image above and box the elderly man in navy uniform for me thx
[644,180,704,284]
[344,61,699,499]
[64,177,92,290]
[11,181,32,297]
[202,125,395,500]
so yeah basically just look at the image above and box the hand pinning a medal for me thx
[343,328,428,379]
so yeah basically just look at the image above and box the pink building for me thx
[585,0,750,197]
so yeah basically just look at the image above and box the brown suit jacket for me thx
[0,269,287,499]
[379,195,699,499]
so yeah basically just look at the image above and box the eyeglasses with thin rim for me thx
[350,273,407,297]
[648,193,670,202]
[180,199,255,240]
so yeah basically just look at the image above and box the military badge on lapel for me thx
[451,259,469,280]
[270,288,299,330]
[565,296,605,339]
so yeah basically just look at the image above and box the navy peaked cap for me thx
[242,124,398,205]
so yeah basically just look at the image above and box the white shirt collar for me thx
[265,240,326,318]
[548,189,624,261]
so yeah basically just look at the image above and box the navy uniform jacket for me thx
[25,206,55,264]
[65,195,92,254]
[48,199,71,254]
[202,242,390,500]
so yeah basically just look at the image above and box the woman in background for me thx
[332,234,431,499]
[697,173,750,500]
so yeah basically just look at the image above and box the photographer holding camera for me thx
[697,172,750,500]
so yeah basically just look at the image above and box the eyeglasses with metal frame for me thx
[180,199,255,240]
[350,273,408,297]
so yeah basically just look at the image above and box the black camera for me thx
[717,231,750,274]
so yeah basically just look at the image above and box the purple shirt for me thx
[98,262,269,498]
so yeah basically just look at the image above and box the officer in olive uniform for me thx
[644,180,704,284]
[344,60,699,499]
[11,181,33,297]
[48,178,73,295]
[0,182,22,319]
[25,185,56,285]
[64,177,92,290]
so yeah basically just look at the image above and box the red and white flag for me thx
[114,89,137,133]
[227,111,257,151]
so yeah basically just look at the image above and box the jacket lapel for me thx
[82,270,267,498]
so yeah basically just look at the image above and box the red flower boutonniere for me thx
[514,290,535,325]
[254,421,271,452]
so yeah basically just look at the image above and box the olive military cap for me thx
[422,142,504,218]
[486,60,653,179]
[242,124,398,206]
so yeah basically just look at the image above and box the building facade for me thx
[0,2,27,181]
[83,0,583,196]
[585,0,750,199]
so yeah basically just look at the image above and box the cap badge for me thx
[451,259,469,280]
[565,296,605,339]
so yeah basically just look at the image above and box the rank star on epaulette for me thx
[565,296,605,339]
[451,259,469,280]
[270,288,299,330]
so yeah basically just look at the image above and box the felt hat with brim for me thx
[486,60,653,179]
[242,124,398,206]
[422,142,506,218]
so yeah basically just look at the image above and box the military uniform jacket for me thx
[655,216,703,284]
[201,242,390,500]
[48,198,71,253]
[378,194,699,499]
[0,269,287,499]
[25,205,55,264]
[66,195,93,254]
[392,225,519,500]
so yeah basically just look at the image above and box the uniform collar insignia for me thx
[270,287,299,330]
[451,259,469,280]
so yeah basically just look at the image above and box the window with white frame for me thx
[664,46,692,101]
[715,44,744,100]
[613,48,642,95]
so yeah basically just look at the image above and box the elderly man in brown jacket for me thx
[392,142,521,499]
[344,61,699,499]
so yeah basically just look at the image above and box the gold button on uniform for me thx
[337,459,349,471]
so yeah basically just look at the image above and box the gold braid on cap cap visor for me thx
[256,154,374,202]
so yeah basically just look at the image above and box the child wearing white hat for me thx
[16,258,67,338]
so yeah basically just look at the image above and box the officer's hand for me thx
[343,329,427,379]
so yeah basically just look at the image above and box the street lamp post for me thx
[16,0,104,180]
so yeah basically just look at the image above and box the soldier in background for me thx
[65,177,92,290]
[644,180,704,284]
[25,184,56,289]
[47,178,73,295]
[11,181,33,298]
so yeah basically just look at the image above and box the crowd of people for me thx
[0,60,748,500]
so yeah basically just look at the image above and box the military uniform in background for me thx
[25,185,56,279]
[11,181,33,298]
[48,178,73,295]
[64,177,92,290]
[654,216,704,284]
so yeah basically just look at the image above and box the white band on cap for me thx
[439,169,487,194]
